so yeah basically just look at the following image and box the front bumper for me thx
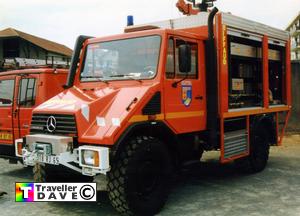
[19,134,110,176]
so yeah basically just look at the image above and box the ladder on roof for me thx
[1,57,70,70]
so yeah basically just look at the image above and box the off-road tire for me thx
[33,163,93,182]
[107,136,172,216]
[235,125,270,173]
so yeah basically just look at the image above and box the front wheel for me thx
[235,126,270,173]
[107,136,172,216]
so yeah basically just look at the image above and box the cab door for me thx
[13,75,39,140]
[163,36,206,134]
[0,76,16,146]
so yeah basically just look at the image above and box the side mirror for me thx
[178,44,191,73]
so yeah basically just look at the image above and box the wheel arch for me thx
[113,121,180,167]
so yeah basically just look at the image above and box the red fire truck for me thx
[19,0,291,215]
[0,67,68,163]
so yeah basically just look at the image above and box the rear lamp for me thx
[79,146,109,170]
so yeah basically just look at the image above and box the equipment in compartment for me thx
[228,36,262,109]
[269,43,285,105]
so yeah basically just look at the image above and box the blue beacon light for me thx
[127,15,134,26]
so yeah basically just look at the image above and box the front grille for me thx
[30,114,77,135]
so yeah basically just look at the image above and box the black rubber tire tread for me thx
[235,125,270,174]
[33,163,93,182]
[107,136,172,216]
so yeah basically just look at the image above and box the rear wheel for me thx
[107,136,172,216]
[235,126,270,173]
[33,163,93,182]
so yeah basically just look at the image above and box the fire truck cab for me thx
[19,2,291,215]
[0,68,68,162]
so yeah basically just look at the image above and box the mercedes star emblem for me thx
[46,116,57,133]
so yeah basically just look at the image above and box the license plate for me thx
[38,154,60,165]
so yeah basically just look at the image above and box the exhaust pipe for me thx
[208,7,218,40]
[64,35,93,89]
[205,7,219,149]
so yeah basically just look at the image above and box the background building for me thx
[0,28,72,70]
[286,12,300,131]
[286,12,300,61]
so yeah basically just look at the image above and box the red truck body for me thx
[0,68,68,161]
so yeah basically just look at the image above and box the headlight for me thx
[79,146,109,170]
[81,150,99,167]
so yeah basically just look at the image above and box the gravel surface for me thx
[0,135,300,216]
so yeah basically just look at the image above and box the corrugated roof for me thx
[0,28,72,57]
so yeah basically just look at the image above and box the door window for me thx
[0,79,14,106]
[166,38,198,79]
[18,78,37,107]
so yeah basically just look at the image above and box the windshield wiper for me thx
[81,76,109,84]
[81,75,104,79]
[109,74,142,83]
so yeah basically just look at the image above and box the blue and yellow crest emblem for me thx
[181,83,192,107]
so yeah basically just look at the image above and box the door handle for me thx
[195,96,203,100]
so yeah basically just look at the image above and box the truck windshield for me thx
[81,35,161,81]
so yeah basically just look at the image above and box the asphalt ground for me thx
[0,135,300,216]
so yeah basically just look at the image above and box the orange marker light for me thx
[17,142,23,156]
[94,151,99,167]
